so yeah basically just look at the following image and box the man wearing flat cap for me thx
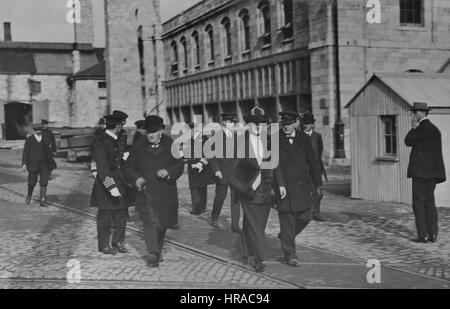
[90,113,131,255]
[405,102,446,243]
[124,116,184,267]
[22,124,56,207]
[276,111,323,267]
[301,112,327,221]
[209,112,241,232]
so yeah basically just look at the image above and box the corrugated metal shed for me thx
[347,73,450,109]
[347,73,450,208]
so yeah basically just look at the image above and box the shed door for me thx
[4,102,32,140]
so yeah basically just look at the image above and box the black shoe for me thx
[253,260,265,273]
[39,187,48,208]
[242,257,251,265]
[428,235,438,243]
[146,254,159,268]
[112,242,128,254]
[100,247,117,255]
[313,216,325,222]
[286,259,301,268]
[190,210,202,216]
[25,196,32,205]
[411,237,428,244]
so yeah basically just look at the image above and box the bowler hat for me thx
[301,112,316,125]
[112,110,129,120]
[145,116,165,133]
[220,112,237,122]
[410,102,432,112]
[135,120,146,129]
[279,111,298,125]
[33,124,44,131]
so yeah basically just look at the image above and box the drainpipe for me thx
[333,0,345,159]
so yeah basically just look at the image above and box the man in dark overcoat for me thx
[185,123,214,215]
[22,124,56,207]
[91,117,106,179]
[405,102,446,243]
[276,111,323,267]
[301,112,327,221]
[41,119,57,156]
[210,112,241,232]
[90,114,131,255]
[124,116,185,267]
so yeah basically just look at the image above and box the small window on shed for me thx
[98,81,107,89]
[380,116,397,156]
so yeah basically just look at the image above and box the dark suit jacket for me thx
[405,119,446,183]
[185,134,214,189]
[308,131,326,179]
[230,131,284,205]
[276,130,323,212]
[22,135,55,172]
[209,130,238,185]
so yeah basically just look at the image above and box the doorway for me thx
[4,102,32,140]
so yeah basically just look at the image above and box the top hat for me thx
[301,112,316,125]
[410,102,432,112]
[112,110,129,120]
[220,112,237,122]
[145,116,165,133]
[135,120,146,129]
[279,111,299,125]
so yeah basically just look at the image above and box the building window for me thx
[28,79,41,95]
[258,0,271,47]
[380,116,397,156]
[239,9,251,53]
[191,31,200,68]
[205,25,215,63]
[98,81,107,89]
[400,0,424,26]
[171,41,178,75]
[180,37,188,71]
[221,17,232,59]
[278,0,293,39]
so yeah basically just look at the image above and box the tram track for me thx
[0,185,303,289]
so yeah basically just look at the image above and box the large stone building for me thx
[0,0,164,139]
[162,0,450,163]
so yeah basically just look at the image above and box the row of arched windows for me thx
[170,0,294,76]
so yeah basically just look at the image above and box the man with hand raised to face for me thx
[124,116,185,268]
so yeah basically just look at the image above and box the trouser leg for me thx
[425,181,438,237]
[230,187,241,229]
[157,228,167,254]
[199,186,208,213]
[190,188,202,213]
[97,210,113,250]
[412,179,428,239]
[278,211,297,261]
[112,209,128,244]
[212,184,227,220]
[138,205,163,257]
[28,172,38,194]
[312,193,321,219]
[38,166,49,187]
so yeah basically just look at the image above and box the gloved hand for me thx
[136,177,146,191]
[279,186,287,200]
[91,171,98,179]
[110,188,122,197]
[123,152,130,161]
[191,162,204,173]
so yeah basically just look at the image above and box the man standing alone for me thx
[405,102,446,243]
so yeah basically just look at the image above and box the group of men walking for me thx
[20,101,445,273]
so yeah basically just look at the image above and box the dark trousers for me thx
[96,209,128,250]
[212,184,241,228]
[190,186,207,213]
[138,205,167,257]
[412,179,438,239]
[27,165,49,192]
[279,208,311,261]
[236,202,271,261]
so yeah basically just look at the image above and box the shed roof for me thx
[346,73,450,109]
[72,60,105,80]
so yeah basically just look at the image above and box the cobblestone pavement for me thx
[0,149,449,284]
[0,188,288,289]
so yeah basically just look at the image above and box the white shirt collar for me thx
[34,134,42,142]
[285,130,296,138]
[106,130,118,140]
[305,130,313,136]
[419,117,428,123]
